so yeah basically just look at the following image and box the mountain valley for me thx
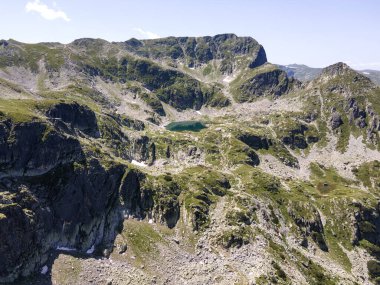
[1,34,380,285]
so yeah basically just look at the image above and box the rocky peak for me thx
[321,62,352,77]
[316,62,375,89]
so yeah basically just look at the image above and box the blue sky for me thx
[1,0,379,70]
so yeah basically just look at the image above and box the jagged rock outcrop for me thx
[129,135,156,164]
[288,201,328,251]
[346,98,367,128]
[367,106,380,144]
[46,102,100,138]
[330,111,344,130]
[353,202,380,249]
[119,169,153,218]
[152,179,181,229]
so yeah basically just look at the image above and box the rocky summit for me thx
[1,34,380,285]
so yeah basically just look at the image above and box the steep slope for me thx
[311,62,380,151]
[1,36,380,285]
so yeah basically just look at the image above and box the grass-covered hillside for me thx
[1,35,380,285]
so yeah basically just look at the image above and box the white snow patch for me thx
[196,111,202,115]
[56,246,76,252]
[40,265,48,275]
[86,245,95,254]
[223,76,234,83]
[131,160,147,167]
[362,72,370,75]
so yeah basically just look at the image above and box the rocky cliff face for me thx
[0,119,83,177]
[1,35,380,285]
[0,157,125,282]
[0,105,123,282]
[0,98,192,282]
[123,34,267,71]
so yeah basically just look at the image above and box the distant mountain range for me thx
[278,63,380,85]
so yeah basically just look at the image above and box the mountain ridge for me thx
[1,34,380,285]
[278,63,380,85]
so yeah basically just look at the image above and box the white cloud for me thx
[25,0,70,22]
[134,28,160,39]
